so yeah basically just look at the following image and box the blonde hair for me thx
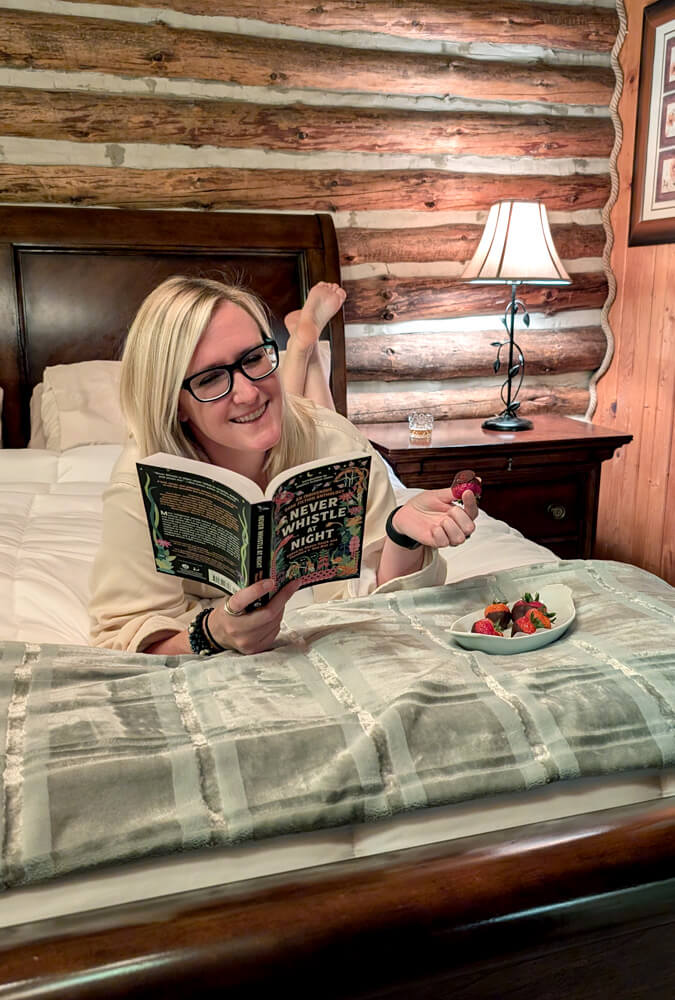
[120,275,316,479]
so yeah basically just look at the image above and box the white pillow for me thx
[28,383,47,448]
[37,361,127,451]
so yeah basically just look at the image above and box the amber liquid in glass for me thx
[409,427,432,446]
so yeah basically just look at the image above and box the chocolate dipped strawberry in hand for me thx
[451,469,482,505]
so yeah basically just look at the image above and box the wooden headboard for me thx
[0,206,345,448]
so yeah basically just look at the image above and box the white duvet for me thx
[0,444,558,645]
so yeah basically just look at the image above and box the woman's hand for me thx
[393,487,479,548]
[376,486,478,587]
[209,578,302,655]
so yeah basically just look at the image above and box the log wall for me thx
[0,0,619,424]
[594,0,675,587]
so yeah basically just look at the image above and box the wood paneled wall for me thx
[0,0,618,423]
[594,0,675,587]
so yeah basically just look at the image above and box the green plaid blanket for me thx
[2,560,674,890]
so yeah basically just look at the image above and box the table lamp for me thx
[461,200,571,431]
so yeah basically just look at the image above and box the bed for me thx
[1,205,674,1000]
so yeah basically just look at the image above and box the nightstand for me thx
[361,414,633,559]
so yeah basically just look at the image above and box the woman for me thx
[89,277,478,655]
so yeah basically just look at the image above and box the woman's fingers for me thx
[430,516,469,548]
[397,490,478,548]
[449,504,476,536]
[458,489,479,519]
[225,578,277,615]
[212,579,302,653]
[266,577,303,612]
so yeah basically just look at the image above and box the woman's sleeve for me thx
[89,473,201,652]
[312,448,445,604]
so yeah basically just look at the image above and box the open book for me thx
[136,451,372,601]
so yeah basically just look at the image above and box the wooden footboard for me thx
[3,798,674,1000]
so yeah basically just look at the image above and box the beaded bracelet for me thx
[385,506,421,550]
[188,608,224,657]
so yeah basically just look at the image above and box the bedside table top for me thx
[360,414,633,456]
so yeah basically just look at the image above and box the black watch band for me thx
[385,506,421,550]
[202,608,226,651]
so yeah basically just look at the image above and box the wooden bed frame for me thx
[1,206,674,1000]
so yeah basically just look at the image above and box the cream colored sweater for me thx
[89,406,444,652]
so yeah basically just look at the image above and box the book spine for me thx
[249,501,273,608]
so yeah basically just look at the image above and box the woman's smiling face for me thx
[178,299,283,471]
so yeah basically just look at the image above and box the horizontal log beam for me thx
[348,383,588,423]
[74,0,619,54]
[339,223,606,265]
[0,11,614,106]
[0,166,610,215]
[346,327,606,380]
[0,87,614,160]
[344,273,608,323]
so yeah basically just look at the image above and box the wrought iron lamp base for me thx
[482,411,533,432]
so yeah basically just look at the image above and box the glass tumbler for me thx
[408,412,434,446]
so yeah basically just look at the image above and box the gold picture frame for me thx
[629,0,675,246]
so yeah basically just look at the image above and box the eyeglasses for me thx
[181,339,279,402]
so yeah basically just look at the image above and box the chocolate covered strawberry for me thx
[511,608,553,636]
[511,592,556,624]
[510,613,537,636]
[528,608,553,630]
[523,591,548,611]
[511,600,534,621]
[451,469,482,504]
[471,618,503,636]
[484,602,511,629]
[512,592,541,614]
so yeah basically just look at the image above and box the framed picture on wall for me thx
[629,0,675,246]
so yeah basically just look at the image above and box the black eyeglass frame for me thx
[180,338,279,402]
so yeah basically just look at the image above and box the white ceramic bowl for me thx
[449,584,575,655]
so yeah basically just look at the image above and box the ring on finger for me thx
[224,596,245,617]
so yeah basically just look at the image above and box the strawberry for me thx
[512,609,553,636]
[511,598,535,620]
[451,469,482,503]
[529,608,553,630]
[510,613,537,636]
[523,591,548,611]
[484,602,511,629]
[471,618,503,636]
[512,593,556,624]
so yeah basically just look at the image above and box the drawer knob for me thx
[547,503,567,521]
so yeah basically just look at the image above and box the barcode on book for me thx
[208,568,239,592]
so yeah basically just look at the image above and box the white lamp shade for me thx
[461,201,571,285]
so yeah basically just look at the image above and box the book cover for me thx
[136,451,371,598]
[267,455,371,592]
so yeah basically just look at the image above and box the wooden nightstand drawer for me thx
[482,480,581,540]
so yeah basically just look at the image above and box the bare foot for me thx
[284,282,346,349]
